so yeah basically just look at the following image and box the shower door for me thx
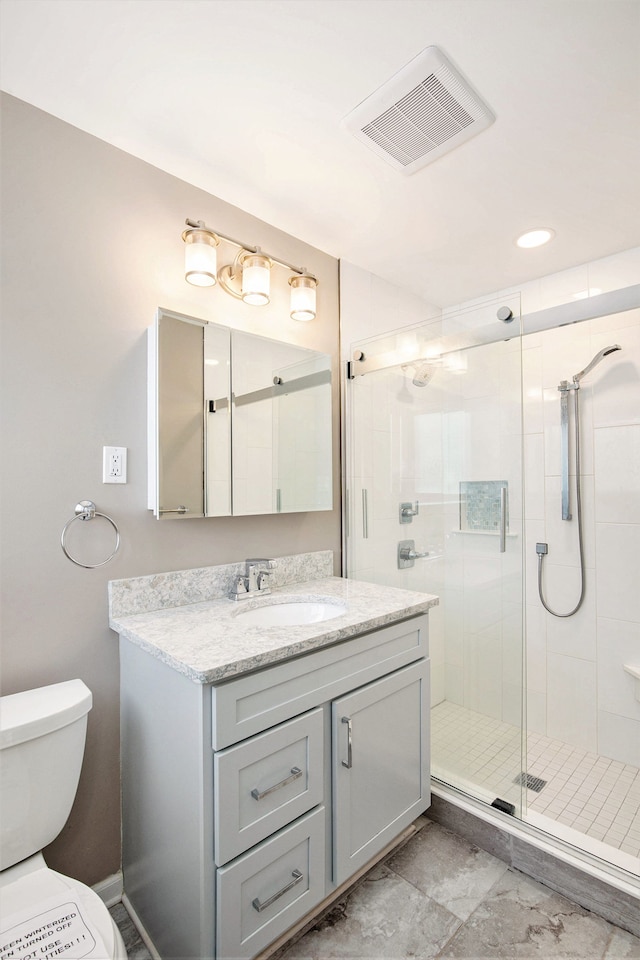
[346,311,526,817]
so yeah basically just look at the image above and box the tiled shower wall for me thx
[522,308,640,766]
[342,248,640,769]
[346,332,523,727]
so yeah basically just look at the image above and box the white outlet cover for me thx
[103,445,127,483]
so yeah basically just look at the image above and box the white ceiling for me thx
[1,0,639,307]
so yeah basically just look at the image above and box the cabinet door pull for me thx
[252,869,304,913]
[341,716,353,769]
[251,766,302,801]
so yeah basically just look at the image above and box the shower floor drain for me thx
[514,772,547,793]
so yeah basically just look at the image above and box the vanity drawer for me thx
[216,806,325,960]
[212,614,428,749]
[214,708,324,866]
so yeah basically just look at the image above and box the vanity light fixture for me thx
[183,225,219,286]
[182,218,318,320]
[289,274,318,322]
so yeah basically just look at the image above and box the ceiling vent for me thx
[343,46,495,175]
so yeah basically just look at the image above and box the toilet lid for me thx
[0,864,121,959]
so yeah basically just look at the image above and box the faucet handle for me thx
[245,558,277,570]
[230,575,249,599]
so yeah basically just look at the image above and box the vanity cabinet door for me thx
[214,708,324,865]
[332,659,430,886]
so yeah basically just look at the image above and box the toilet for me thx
[0,679,127,959]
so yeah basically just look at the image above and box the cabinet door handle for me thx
[341,716,353,769]
[252,869,304,913]
[251,766,302,801]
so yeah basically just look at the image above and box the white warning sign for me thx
[0,898,107,960]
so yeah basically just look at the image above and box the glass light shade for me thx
[289,275,317,321]
[241,254,271,305]
[184,229,218,286]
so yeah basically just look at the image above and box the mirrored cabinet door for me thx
[231,331,332,516]
[148,308,332,519]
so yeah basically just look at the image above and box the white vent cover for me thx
[343,46,495,175]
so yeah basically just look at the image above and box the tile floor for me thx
[110,902,152,960]
[273,819,640,960]
[431,700,640,858]
[111,819,640,959]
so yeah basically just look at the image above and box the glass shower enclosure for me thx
[345,297,526,818]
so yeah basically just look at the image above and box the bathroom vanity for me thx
[109,552,438,960]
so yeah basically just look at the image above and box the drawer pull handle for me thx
[341,716,353,769]
[252,870,304,913]
[251,767,302,801]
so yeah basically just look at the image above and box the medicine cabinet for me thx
[148,308,332,518]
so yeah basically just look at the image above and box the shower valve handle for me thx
[400,546,429,560]
[398,540,430,568]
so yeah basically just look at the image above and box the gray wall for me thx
[0,94,341,886]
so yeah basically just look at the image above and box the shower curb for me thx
[429,790,640,938]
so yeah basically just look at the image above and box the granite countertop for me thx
[109,575,439,684]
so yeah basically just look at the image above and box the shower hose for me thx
[537,385,586,618]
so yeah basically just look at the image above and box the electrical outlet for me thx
[103,446,127,483]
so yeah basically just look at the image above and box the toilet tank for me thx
[0,679,92,871]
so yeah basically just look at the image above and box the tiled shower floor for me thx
[431,700,640,860]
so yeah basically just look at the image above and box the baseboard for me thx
[122,893,162,960]
[92,871,123,907]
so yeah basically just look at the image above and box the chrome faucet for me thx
[230,558,277,600]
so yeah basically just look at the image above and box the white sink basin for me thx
[234,598,347,627]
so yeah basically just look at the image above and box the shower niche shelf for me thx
[450,530,517,538]
[623,664,640,701]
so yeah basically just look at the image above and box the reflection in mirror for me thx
[148,309,332,518]
[149,310,231,518]
[231,331,332,515]
[204,324,232,516]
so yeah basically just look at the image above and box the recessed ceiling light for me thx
[516,229,555,249]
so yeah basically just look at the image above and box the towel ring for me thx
[61,500,120,568]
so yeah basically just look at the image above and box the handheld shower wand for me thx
[572,344,621,383]
[537,344,622,618]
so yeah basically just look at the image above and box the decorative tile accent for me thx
[460,480,508,533]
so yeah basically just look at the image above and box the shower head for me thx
[573,344,621,384]
[402,359,439,387]
[412,362,437,387]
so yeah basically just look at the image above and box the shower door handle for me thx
[362,489,369,539]
[499,486,507,553]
